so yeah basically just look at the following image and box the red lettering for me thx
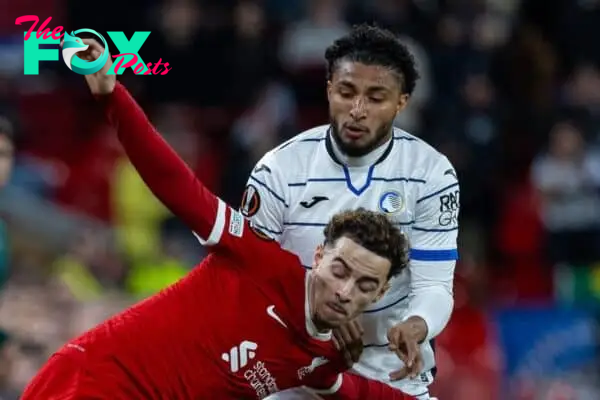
[151,58,165,75]
[15,15,39,41]
[113,53,139,72]
[160,63,172,75]
[133,62,145,75]
[51,26,63,40]
[143,62,152,75]
[35,17,53,39]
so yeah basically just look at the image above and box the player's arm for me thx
[307,373,415,400]
[100,82,265,256]
[404,156,459,341]
[241,152,288,241]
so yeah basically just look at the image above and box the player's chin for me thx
[321,309,350,327]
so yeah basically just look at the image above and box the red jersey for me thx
[23,82,413,400]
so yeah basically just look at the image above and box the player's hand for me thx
[332,319,364,367]
[387,319,425,381]
[61,38,116,95]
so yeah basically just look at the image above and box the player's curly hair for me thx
[324,24,419,95]
[323,208,409,280]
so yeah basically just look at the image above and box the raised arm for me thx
[100,82,223,244]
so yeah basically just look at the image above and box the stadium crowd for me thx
[1,0,600,398]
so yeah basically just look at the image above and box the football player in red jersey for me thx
[21,39,416,400]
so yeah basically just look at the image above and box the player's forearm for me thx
[404,286,454,341]
[326,373,415,400]
[100,82,217,239]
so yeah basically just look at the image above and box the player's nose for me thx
[349,98,367,120]
[336,280,354,302]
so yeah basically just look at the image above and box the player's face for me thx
[327,61,409,157]
[311,237,390,328]
[0,134,13,188]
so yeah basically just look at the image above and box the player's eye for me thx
[369,97,384,103]
[358,282,377,293]
[331,263,346,278]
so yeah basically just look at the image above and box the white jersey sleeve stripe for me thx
[416,182,459,204]
[193,198,226,246]
[410,248,458,261]
[308,374,343,394]
[248,175,288,207]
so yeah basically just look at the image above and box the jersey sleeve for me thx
[101,82,281,265]
[241,152,288,242]
[307,373,415,400]
[405,155,458,341]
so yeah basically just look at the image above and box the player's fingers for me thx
[389,366,409,381]
[347,320,363,341]
[338,325,353,346]
[332,332,341,351]
[394,347,409,366]
[409,358,423,379]
[405,338,419,368]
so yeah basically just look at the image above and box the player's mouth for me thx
[342,123,369,140]
[327,302,347,315]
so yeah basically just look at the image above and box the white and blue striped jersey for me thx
[242,125,458,396]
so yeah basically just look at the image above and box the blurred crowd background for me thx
[1,0,600,398]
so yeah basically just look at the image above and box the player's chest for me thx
[219,314,334,398]
[287,166,418,223]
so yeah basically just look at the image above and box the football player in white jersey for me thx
[242,25,458,400]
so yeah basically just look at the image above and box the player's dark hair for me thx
[0,117,14,142]
[324,24,419,95]
[323,208,409,280]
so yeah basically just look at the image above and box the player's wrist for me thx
[400,316,428,344]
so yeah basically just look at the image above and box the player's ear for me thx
[326,81,333,102]
[396,93,409,114]
[313,244,325,269]
[373,280,391,303]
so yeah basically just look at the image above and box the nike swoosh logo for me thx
[300,196,329,208]
[266,305,287,328]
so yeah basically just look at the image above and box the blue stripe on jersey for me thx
[342,164,374,195]
[410,248,458,261]
[277,136,326,151]
[393,136,418,142]
[416,182,459,204]
[412,226,458,232]
[249,175,288,207]
[288,177,426,187]
[284,221,415,227]
[371,177,426,183]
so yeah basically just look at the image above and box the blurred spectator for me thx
[126,216,198,299]
[0,117,14,289]
[532,120,600,265]
[279,0,349,71]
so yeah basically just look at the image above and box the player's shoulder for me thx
[254,125,329,176]
[392,127,455,179]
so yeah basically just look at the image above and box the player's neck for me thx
[307,274,330,333]
[330,132,392,167]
